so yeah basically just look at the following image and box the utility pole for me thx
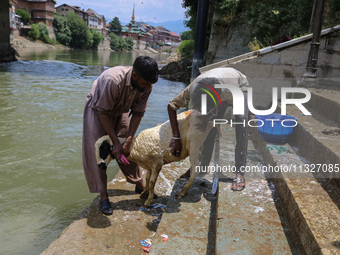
[302,0,326,86]
[191,0,209,79]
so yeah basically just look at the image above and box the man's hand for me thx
[169,138,182,157]
[195,114,209,132]
[123,136,133,157]
[112,141,124,163]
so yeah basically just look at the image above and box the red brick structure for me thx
[15,0,55,27]
[169,31,181,44]
[155,26,171,44]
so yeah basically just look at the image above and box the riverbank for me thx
[11,35,69,52]
[11,35,161,57]
[159,56,192,84]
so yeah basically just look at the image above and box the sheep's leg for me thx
[176,171,199,199]
[177,125,207,199]
[177,146,201,199]
[140,170,151,198]
[144,169,161,207]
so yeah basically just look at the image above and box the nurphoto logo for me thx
[199,83,312,128]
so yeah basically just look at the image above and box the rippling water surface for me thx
[0,49,186,255]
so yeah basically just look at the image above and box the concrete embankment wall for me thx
[98,36,111,50]
[201,26,340,108]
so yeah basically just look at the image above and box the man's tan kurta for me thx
[82,66,151,193]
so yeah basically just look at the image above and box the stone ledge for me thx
[253,129,340,255]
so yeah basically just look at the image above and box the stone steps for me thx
[288,87,340,184]
[253,128,340,255]
[215,129,297,255]
[306,88,340,127]
[150,128,298,254]
[250,87,340,254]
[149,177,217,255]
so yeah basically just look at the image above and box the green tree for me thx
[182,0,198,34]
[325,0,340,27]
[125,37,134,50]
[36,22,49,42]
[182,0,318,47]
[109,17,122,35]
[66,13,92,48]
[15,9,30,25]
[180,31,193,41]
[109,33,133,51]
[28,24,39,40]
[177,40,195,59]
[91,29,104,49]
[109,32,119,50]
[242,0,314,46]
[120,37,128,49]
[53,13,71,46]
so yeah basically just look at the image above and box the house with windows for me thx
[9,0,20,30]
[55,4,106,35]
[55,4,89,25]
[169,31,181,45]
[15,0,56,27]
[87,13,98,29]
[155,26,171,45]
[86,8,106,35]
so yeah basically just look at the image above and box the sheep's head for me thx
[95,135,114,170]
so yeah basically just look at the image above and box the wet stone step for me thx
[149,176,217,255]
[254,127,340,255]
[286,104,340,184]
[216,128,296,255]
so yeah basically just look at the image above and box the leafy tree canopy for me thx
[182,0,340,47]
[181,31,193,41]
[15,9,30,25]
[66,13,93,49]
[109,33,133,51]
[28,24,39,40]
[109,17,122,35]
[53,13,71,46]
[91,29,104,49]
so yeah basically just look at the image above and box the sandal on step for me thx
[99,198,113,215]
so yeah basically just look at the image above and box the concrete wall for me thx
[214,30,340,108]
[207,10,250,65]
[98,35,111,50]
[0,1,11,58]
[48,27,56,40]
[134,40,146,50]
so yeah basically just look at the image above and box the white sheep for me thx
[95,110,213,207]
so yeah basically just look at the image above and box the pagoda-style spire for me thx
[131,3,135,24]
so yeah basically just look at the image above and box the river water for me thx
[0,49,186,255]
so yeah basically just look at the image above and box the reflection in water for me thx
[0,50,186,255]
[15,48,169,68]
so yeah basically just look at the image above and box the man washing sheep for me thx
[168,67,249,191]
[82,56,159,215]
